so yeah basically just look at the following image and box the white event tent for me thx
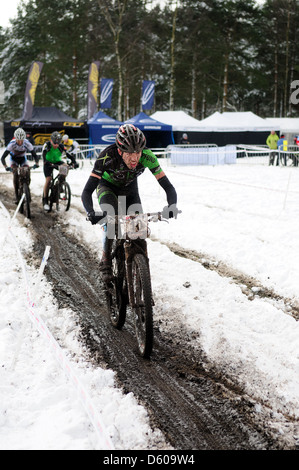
[265,118,299,140]
[151,111,271,146]
[151,110,203,132]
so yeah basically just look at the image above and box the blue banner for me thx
[100,78,114,108]
[142,80,155,110]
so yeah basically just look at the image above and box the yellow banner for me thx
[28,62,42,105]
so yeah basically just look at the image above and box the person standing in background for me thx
[179,133,190,145]
[266,130,279,166]
[62,134,80,159]
[277,134,288,166]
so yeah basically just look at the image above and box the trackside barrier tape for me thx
[0,201,114,450]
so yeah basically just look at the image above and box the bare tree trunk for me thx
[201,91,206,120]
[97,0,127,120]
[273,16,279,118]
[169,1,178,110]
[73,51,77,115]
[273,42,278,117]
[222,54,229,112]
[284,3,291,116]
[288,25,296,116]
[191,55,196,117]
[124,70,130,120]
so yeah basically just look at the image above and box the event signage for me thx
[100,79,114,109]
[141,80,155,110]
[87,61,100,119]
[21,61,43,120]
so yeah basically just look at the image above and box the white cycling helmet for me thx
[62,134,69,142]
[14,128,26,140]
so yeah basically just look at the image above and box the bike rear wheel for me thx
[132,253,153,358]
[58,181,71,211]
[106,241,127,329]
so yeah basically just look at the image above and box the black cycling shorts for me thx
[43,160,64,177]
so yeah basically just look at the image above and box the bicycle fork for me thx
[123,242,135,308]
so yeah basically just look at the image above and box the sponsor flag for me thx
[87,61,100,119]
[21,61,43,120]
[100,78,114,109]
[141,80,155,110]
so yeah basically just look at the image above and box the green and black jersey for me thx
[82,143,177,215]
[92,144,163,188]
[42,141,76,165]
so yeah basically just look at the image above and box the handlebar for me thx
[86,210,181,225]
[49,162,73,170]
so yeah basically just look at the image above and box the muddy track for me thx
[0,182,290,450]
[159,240,299,321]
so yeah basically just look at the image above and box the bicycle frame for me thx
[48,164,71,212]
[51,163,69,185]
[119,214,153,307]
[101,212,168,357]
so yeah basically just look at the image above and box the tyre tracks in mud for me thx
[158,239,299,322]
[0,182,293,450]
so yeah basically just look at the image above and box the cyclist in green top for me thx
[81,124,178,281]
[42,131,78,211]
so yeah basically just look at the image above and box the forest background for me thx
[0,0,298,123]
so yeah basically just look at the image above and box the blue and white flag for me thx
[100,78,114,109]
[142,80,155,110]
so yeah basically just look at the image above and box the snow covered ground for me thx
[1,153,299,450]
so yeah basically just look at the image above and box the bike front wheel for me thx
[48,182,58,212]
[132,253,153,358]
[19,183,31,219]
[106,241,127,329]
[58,181,71,211]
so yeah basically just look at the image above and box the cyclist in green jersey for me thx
[81,124,178,281]
[42,131,78,211]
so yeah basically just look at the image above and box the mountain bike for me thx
[48,163,72,212]
[15,165,35,219]
[94,211,172,358]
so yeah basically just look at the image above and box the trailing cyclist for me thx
[62,134,80,159]
[42,131,79,211]
[81,123,178,282]
[1,127,39,203]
